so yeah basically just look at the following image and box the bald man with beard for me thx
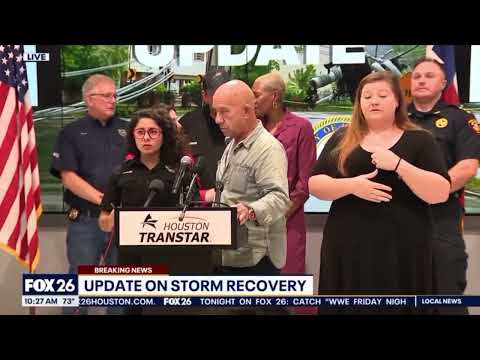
[207,80,290,276]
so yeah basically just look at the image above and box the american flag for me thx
[427,45,460,105]
[0,45,41,271]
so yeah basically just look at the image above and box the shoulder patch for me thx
[467,118,480,134]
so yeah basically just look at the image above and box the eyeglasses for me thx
[89,93,117,100]
[133,128,162,139]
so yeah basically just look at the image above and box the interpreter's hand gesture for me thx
[371,149,400,171]
[352,169,392,203]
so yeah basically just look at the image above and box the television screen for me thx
[31,45,480,213]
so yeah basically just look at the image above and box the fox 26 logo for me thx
[23,274,78,295]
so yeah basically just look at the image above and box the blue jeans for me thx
[63,215,117,315]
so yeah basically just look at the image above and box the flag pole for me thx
[29,255,36,315]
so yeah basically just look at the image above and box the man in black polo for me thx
[409,57,480,314]
[50,74,129,315]
[179,68,230,190]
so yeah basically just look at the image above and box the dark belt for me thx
[68,207,100,220]
[81,208,101,218]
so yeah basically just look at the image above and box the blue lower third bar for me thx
[417,296,480,306]
[78,296,418,307]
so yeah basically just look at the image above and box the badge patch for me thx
[118,129,127,137]
[67,208,79,221]
[435,118,448,128]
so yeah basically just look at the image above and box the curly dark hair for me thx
[126,107,187,167]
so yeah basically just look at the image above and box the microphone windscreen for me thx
[180,155,194,167]
[148,179,165,193]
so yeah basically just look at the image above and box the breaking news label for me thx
[21,267,478,308]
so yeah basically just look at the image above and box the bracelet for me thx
[394,157,402,172]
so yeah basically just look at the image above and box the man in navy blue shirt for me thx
[50,74,129,314]
[409,57,480,315]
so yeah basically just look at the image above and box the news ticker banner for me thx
[22,266,313,307]
[21,266,480,308]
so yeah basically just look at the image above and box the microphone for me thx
[179,156,206,221]
[143,179,165,207]
[172,155,193,195]
[212,181,224,207]
[193,156,206,174]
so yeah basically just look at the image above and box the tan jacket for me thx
[216,121,290,268]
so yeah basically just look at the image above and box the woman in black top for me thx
[99,107,186,266]
[308,72,451,314]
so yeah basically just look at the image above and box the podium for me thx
[114,206,253,315]
[115,206,247,275]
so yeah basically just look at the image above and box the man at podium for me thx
[208,80,290,276]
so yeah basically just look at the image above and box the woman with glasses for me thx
[98,107,188,266]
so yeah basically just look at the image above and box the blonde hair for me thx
[335,71,421,175]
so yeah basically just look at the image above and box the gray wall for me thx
[1,214,478,315]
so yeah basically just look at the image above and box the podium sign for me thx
[117,208,237,248]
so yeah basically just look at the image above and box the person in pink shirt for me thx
[253,72,317,277]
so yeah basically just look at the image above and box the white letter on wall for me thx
[134,45,174,68]
[255,45,300,66]
[217,45,258,66]
[179,45,214,67]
